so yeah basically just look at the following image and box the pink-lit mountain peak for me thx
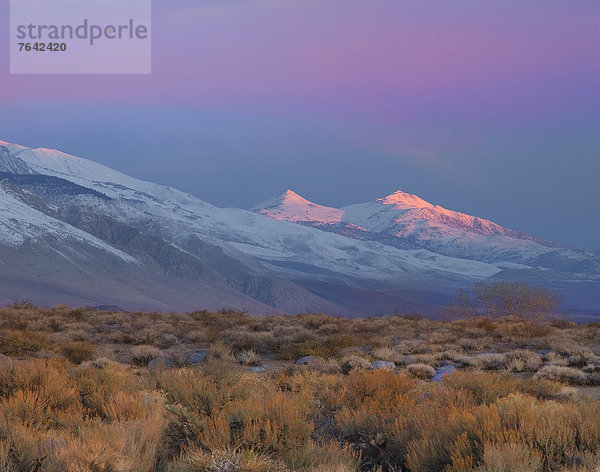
[281,189,312,205]
[253,189,345,224]
[379,190,435,209]
[255,187,553,245]
[335,189,546,242]
[378,190,491,225]
[374,190,506,234]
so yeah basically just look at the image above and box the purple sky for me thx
[1,0,599,249]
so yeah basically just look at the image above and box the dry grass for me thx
[535,365,589,385]
[236,349,263,367]
[407,363,436,379]
[0,305,599,471]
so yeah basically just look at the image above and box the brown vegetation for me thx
[0,303,599,471]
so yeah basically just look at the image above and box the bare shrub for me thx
[476,443,542,472]
[407,363,436,379]
[60,341,96,364]
[340,355,371,374]
[235,349,263,367]
[371,347,403,363]
[0,329,53,356]
[535,365,588,385]
[52,407,166,472]
[472,353,507,371]
[168,447,288,472]
[504,350,541,372]
[130,345,163,366]
[473,282,559,319]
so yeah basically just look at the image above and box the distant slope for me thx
[254,189,346,224]
[0,139,598,315]
[254,189,600,277]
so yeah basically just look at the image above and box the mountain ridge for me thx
[253,189,593,274]
[0,140,598,315]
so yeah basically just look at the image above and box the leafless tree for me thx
[473,282,559,319]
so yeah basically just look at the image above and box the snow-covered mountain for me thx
[0,139,598,315]
[254,189,600,276]
[254,190,346,224]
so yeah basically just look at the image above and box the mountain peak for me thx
[379,190,434,209]
[252,189,311,210]
[0,140,29,155]
[281,189,310,204]
[253,189,344,224]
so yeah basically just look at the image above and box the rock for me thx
[371,360,396,370]
[186,351,209,365]
[432,364,456,382]
[296,355,322,365]
[148,357,175,369]
[402,355,417,365]
[537,350,551,355]
[249,365,267,373]
[0,354,12,369]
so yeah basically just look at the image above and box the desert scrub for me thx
[407,363,436,379]
[475,442,543,472]
[535,365,589,385]
[168,447,289,472]
[371,346,404,363]
[0,306,599,471]
[471,353,508,371]
[340,355,371,373]
[504,349,542,372]
[0,329,53,357]
[130,344,163,366]
[60,341,96,364]
[235,349,263,366]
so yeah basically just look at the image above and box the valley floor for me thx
[1,304,600,471]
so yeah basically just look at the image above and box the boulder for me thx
[402,355,417,365]
[432,364,456,382]
[296,355,322,365]
[186,351,209,366]
[371,360,396,370]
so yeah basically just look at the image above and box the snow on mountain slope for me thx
[1,141,503,284]
[340,190,599,272]
[254,187,597,274]
[342,190,541,242]
[1,139,598,313]
[253,188,531,240]
[0,185,137,262]
[2,142,208,212]
[0,146,34,174]
[254,190,346,224]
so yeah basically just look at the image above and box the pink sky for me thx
[0,0,599,249]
